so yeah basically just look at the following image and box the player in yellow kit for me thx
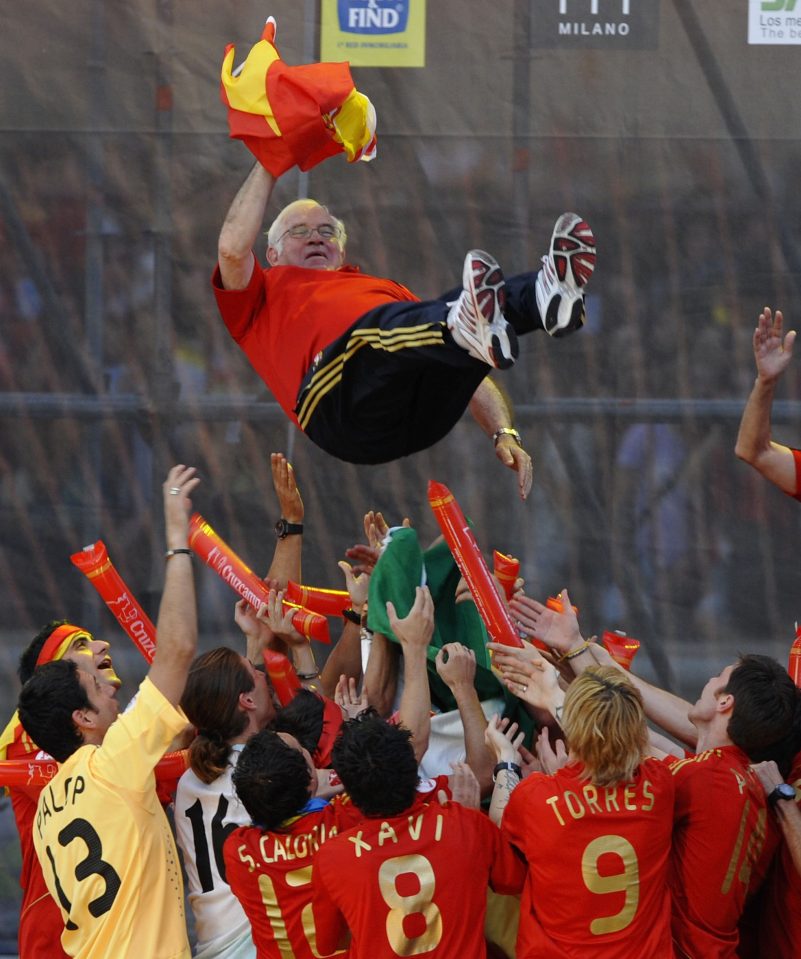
[17,464,199,959]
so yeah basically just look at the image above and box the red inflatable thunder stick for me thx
[262,649,302,706]
[789,623,801,687]
[285,581,350,618]
[428,481,523,648]
[0,750,189,789]
[70,541,157,663]
[602,630,641,671]
[188,514,330,643]
[492,551,520,602]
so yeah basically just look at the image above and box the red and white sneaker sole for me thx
[462,251,517,369]
[551,213,596,289]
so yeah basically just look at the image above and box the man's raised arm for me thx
[468,376,532,500]
[148,465,200,706]
[735,306,798,494]
[218,162,276,291]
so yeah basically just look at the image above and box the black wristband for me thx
[165,548,192,559]
[275,518,304,539]
[342,608,362,625]
[492,761,522,783]
[768,782,797,806]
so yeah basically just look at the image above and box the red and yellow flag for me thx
[221,18,377,177]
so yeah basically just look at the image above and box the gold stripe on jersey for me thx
[297,323,445,430]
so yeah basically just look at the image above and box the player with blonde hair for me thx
[488,665,675,958]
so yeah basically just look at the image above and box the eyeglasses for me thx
[277,223,341,244]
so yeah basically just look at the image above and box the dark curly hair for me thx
[18,659,90,761]
[272,688,325,755]
[331,710,419,818]
[232,728,313,830]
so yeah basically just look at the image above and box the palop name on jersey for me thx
[36,775,86,837]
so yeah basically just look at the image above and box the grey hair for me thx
[266,199,347,254]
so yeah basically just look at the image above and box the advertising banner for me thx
[321,0,426,67]
[748,0,801,44]
[532,0,660,51]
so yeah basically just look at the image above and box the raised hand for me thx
[754,307,796,384]
[509,588,582,656]
[386,586,434,650]
[271,452,304,523]
[334,674,368,719]
[484,714,524,765]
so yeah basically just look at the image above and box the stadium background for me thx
[1,0,800,947]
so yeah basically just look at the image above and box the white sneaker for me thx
[535,213,596,337]
[447,250,518,369]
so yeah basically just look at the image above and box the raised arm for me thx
[435,643,496,794]
[264,452,304,588]
[316,560,369,696]
[362,630,400,718]
[468,376,533,500]
[752,760,801,878]
[148,465,200,705]
[217,162,276,291]
[484,715,525,825]
[735,306,798,494]
[389,586,435,763]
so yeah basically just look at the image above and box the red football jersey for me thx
[739,750,801,959]
[213,262,418,425]
[669,746,774,959]
[224,795,364,959]
[311,796,525,959]
[7,732,69,959]
[502,758,675,958]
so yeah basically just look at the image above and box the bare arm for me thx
[435,644,496,795]
[389,587,436,763]
[148,466,200,706]
[218,162,276,291]
[753,761,801,877]
[468,376,532,500]
[264,452,304,588]
[735,306,798,494]
[363,631,400,717]
[319,560,369,696]
[320,621,362,698]
[484,715,524,825]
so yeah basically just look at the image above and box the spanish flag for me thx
[221,17,377,177]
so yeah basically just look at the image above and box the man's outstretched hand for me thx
[495,434,533,500]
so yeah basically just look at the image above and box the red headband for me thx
[35,624,89,667]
